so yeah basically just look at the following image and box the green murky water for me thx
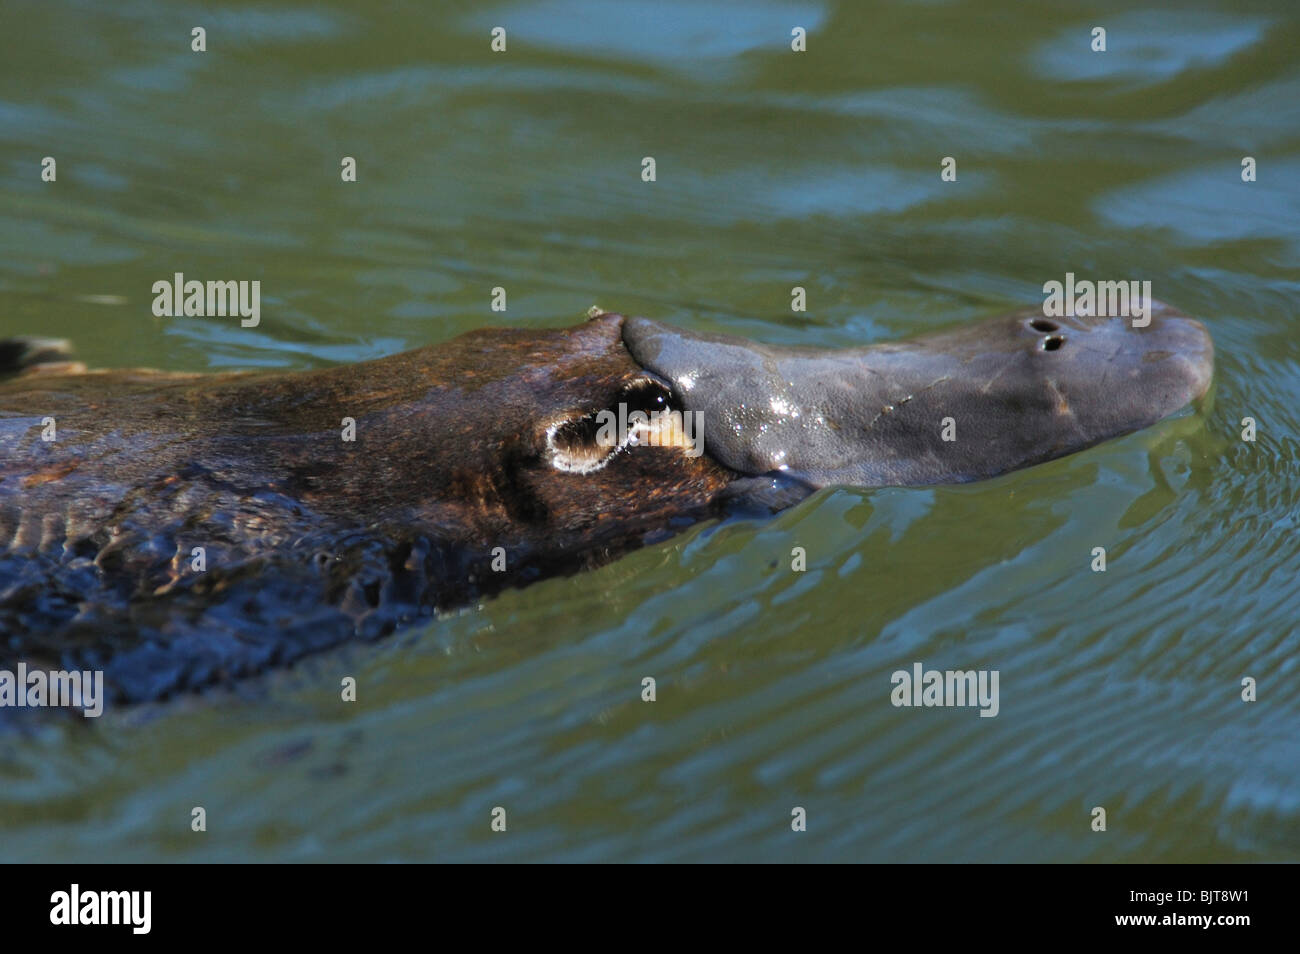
[1,0,1297,862]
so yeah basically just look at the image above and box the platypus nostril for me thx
[1042,335,1065,351]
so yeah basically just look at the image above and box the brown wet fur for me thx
[0,314,734,703]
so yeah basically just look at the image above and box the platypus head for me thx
[439,302,1212,563]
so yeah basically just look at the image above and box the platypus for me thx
[0,304,1213,704]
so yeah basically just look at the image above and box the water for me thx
[1,0,1297,861]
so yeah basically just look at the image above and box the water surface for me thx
[1,0,1297,862]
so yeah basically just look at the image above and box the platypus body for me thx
[0,304,1213,704]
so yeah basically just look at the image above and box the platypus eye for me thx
[546,374,684,474]
[617,374,676,415]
